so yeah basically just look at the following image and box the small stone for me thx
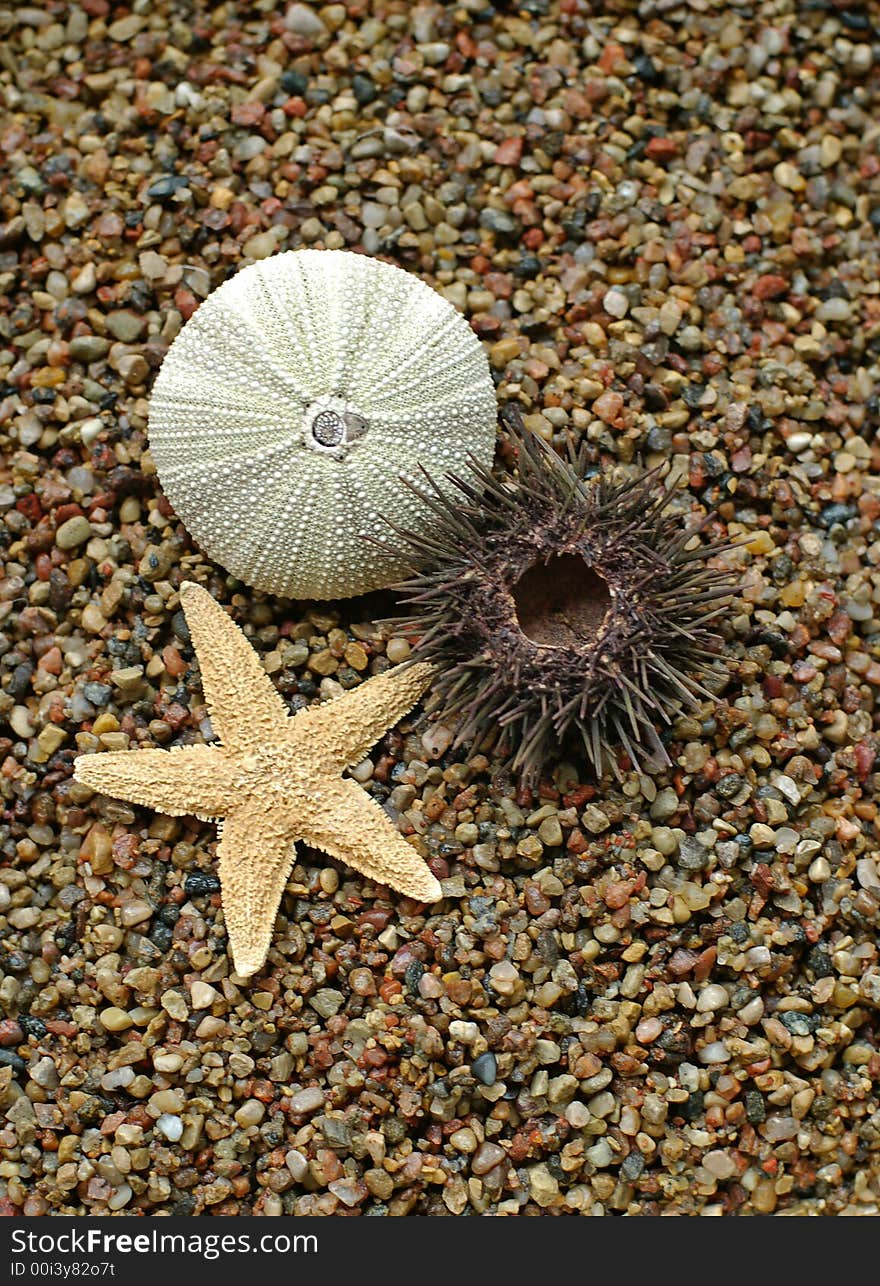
[289,1087,324,1115]
[69,336,110,362]
[285,1149,309,1180]
[190,982,219,1010]
[603,288,629,318]
[696,984,729,1012]
[703,1149,737,1180]
[108,14,144,40]
[471,1052,497,1085]
[243,232,278,260]
[538,816,563,846]
[156,1114,183,1142]
[489,338,521,367]
[471,1142,506,1174]
[149,1089,184,1116]
[30,1056,59,1089]
[352,74,377,105]
[107,1185,132,1211]
[585,1139,614,1167]
[593,390,624,424]
[99,1008,133,1033]
[63,193,90,228]
[72,264,96,293]
[421,725,453,759]
[528,1163,558,1207]
[285,3,327,37]
[55,516,92,549]
[582,804,610,833]
[105,311,146,342]
[146,176,190,200]
[234,1099,265,1128]
[120,899,152,928]
[160,990,188,1020]
[309,988,344,1017]
[651,789,679,821]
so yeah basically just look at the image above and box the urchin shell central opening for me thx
[513,553,613,650]
[304,399,369,455]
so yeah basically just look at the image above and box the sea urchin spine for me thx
[384,410,738,784]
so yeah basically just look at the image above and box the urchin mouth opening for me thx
[304,397,369,456]
[512,552,613,650]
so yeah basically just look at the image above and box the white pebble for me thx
[156,1114,184,1142]
[698,1041,730,1064]
[421,724,454,759]
[603,288,629,318]
[190,981,219,1009]
[696,984,729,1012]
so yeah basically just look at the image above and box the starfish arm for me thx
[73,744,234,818]
[216,807,298,978]
[291,662,434,769]
[179,581,291,753]
[302,779,442,903]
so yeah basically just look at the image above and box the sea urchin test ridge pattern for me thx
[148,249,497,600]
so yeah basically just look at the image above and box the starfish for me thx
[73,581,441,977]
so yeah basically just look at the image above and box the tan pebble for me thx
[489,337,521,367]
[99,1007,133,1033]
[234,1099,265,1128]
[471,1142,506,1174]
[152,1053,183,1073]
[160,989,188,1020]
[72,264,97,293]
[385,638,411,663]
[149,1089,185,1115]
[81,604,108,633]
[190,981,219,1009]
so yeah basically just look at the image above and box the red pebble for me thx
[0,1020,23,1046]
[494,137,523,166]
[753,274,788,301]
[231,102,265,126]
[38,647,62,675]
[645,136,678,161]
[854,741,876,782]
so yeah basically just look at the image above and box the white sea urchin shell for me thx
[148,249,497,599]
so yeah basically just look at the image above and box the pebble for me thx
[471,1053,498,1085]
[190,982,219,1010]
[155,1114,184,1142]
[160,991,188,1021]
[696,984,729,1012]
[105,311,145,342]
[55,516,92,550]
[284,4,327,37]
[471,1143,506,1175]
[99,1008,133,1033]
[289,1088,324,1116]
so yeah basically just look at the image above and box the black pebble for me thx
[352,74,377,105]
[18,1015,47,1039]
[147,175,190,199]
[184,872,221,897]
[281,70,308,95]
[471,1052,497,1086]
[621,1151,645,1181]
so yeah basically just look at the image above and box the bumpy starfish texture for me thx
[73,582,440,977]
[148,249,497,600]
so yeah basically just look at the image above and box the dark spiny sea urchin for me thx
[383,411,737,784]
